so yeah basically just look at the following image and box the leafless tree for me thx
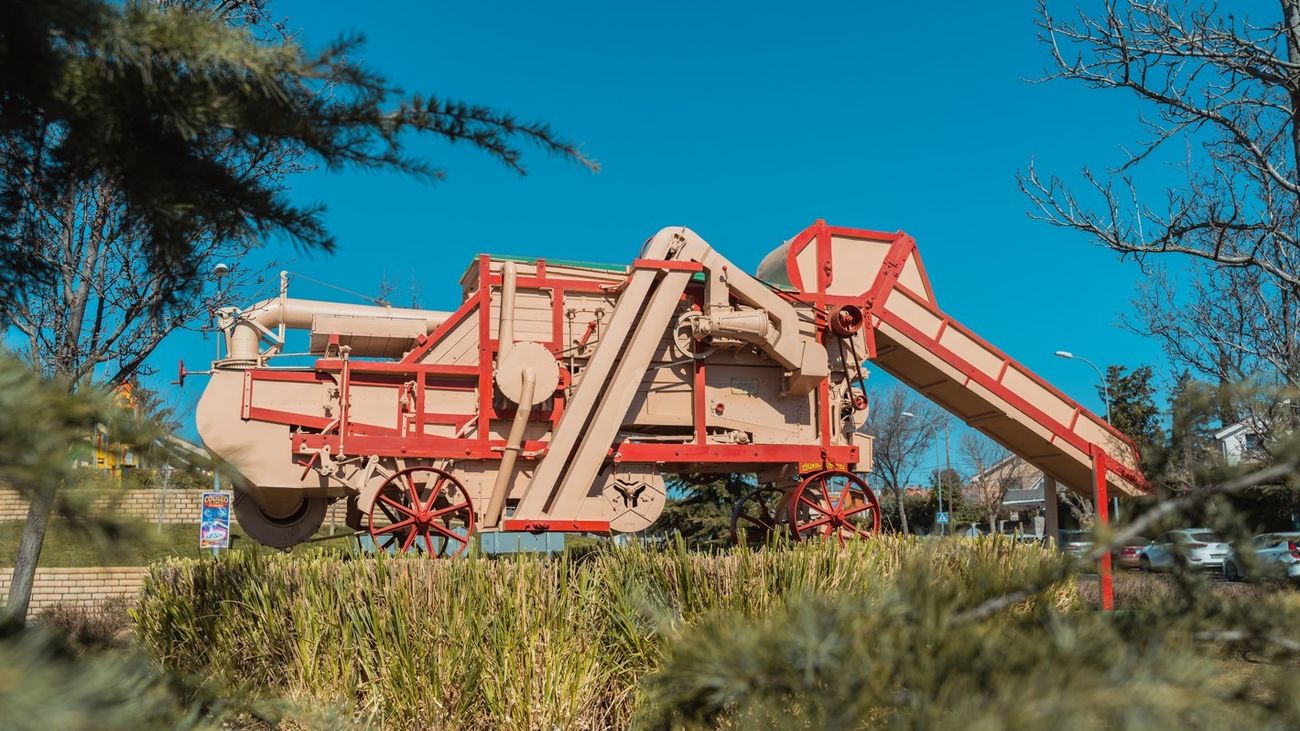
[1,0,596,627]
[959,432,1025,534]
[1127,265,1300,442]
[8,177,281,388]
[866,387,942,535]
[1021,1,1300,419]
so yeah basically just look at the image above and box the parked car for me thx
[1058,530,1092,558]
[1223,532,1300,582]
[1139,529,1230,572]
[1113,536,1152,569]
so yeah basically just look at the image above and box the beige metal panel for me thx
[559,292,618,362]
[998,365,1080,435]
[308,314,426,358]
[795,244,819,295]
[196,370,335,496]
[417,312,479,366]
[488,289,553,343]
[485,420,554,444]
[625,363,694,427]
[827,234,890,296]
[456,462,536,505]
[851,432,874,471]
[897,251,931,301]
[344,382,401,431]
[247,374,327,415]
[704,365,812,443]
[425,388,476,418]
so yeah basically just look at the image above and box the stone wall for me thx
[0,567,148,617]
[0,488,351,526]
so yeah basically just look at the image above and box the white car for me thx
[1223,532,1300,582]
[1138,529,1231,572]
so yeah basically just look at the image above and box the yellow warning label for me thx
[799,461,847,474]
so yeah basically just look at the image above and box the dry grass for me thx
[36,597,133,652]
[1077,570,1296,609]
[133,536,1074,730]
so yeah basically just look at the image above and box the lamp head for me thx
[1054,350,1073,359]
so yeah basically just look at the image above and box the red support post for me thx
[1092,448,1114,611]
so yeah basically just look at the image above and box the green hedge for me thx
[133,537,1073,729]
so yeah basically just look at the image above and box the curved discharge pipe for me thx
[499,260,518,361]
[485,367,535,528]
[225,297,453,362]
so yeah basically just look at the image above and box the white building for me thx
[1213,421,1265,466]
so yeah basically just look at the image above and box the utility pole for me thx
[904,411,950,535]
[942,417,951,535]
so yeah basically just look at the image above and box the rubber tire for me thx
[1224,560,1241,582]
[234,491,328,549]
[1138,556,1152,573]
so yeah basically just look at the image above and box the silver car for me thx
[1223,532,1300,582]
[1139,529,1231,572]
[1058,529,1093,558]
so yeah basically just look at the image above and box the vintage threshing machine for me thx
[195,221,1147,556]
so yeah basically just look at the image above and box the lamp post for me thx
[1054,350,1119,520]
[1053,350,1110,422]
[903,411,950,535]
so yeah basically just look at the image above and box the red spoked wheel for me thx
[788,470,881,545]
[729,485,788,546]
[367,466,475,557]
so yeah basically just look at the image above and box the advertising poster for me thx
[199,491,233,549]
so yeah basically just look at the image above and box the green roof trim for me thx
[481,252,708,281]
[482,252,628,273]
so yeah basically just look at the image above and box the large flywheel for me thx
[788,469,881,545]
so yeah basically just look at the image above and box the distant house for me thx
[964,457,1047,535]
[1214,421,1266,466]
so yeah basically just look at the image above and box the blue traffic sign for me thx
[935,511,950,525]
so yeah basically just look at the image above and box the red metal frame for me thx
[236,219,1142,539]
[775,220,1148,495]
[248,252,861,476]
[1092,449,1114,611]
[501,519,611,533]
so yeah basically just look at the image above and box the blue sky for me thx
[156,1,1178,469]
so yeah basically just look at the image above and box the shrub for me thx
[134,536,1073,729]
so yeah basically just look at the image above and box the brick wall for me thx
[0,567,148,617]
[0,488,351,526]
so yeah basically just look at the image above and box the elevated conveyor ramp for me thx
[757,221,1147,499]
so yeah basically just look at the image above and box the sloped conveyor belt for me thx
[862,242,1146,498]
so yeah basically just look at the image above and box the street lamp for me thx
[1054,350,1110,422]
[903,411,951,535]
[1054,349,1119,520]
